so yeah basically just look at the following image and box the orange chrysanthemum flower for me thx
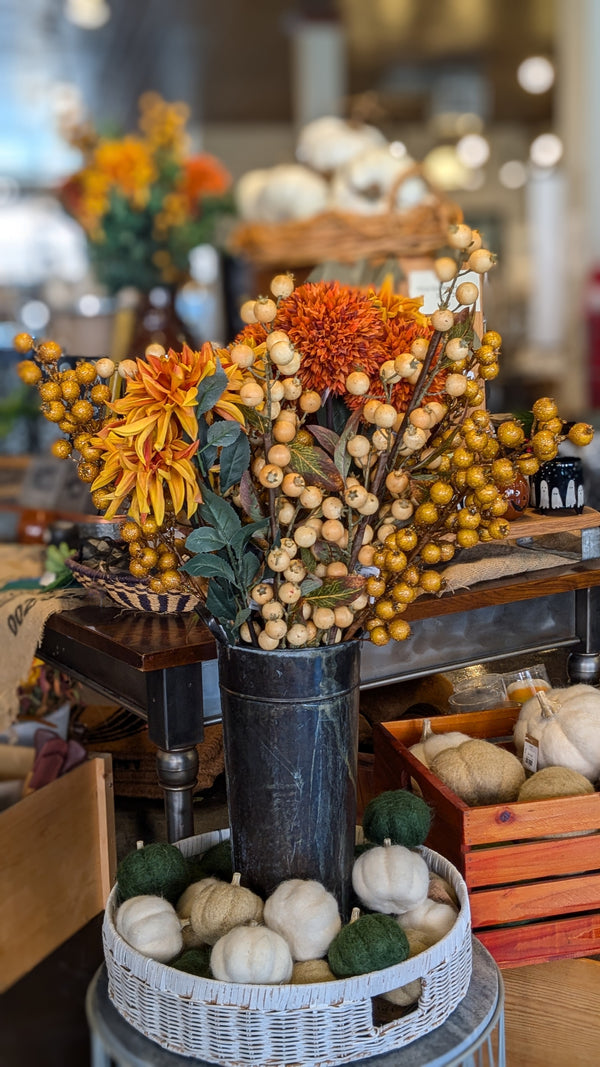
[91,422,201,526]
[368,280,444,411]
[181,154,232,207]
[275,281,386,397]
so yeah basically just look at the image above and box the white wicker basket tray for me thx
[103,829,472,1066]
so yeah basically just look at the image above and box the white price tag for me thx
[522,735,539,774]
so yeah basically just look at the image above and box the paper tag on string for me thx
[522,735,539,774]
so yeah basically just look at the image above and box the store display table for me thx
[37,509,600,842]
[86,938,505,1067]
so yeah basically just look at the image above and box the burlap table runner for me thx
[0,587,88,733]
[437,543,576,595]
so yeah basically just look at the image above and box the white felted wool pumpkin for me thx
[234,168,271,221]
[352,841,429,915]
[513,685,600,780]
[263,879,341,961]
[296,115,386,174]
[331,147,427,216]
[254,164,329,222]
[115,895,183,963]
[398,898,458,943]
[210,922,293,984]
[430,738,525,806]
[190,873,264,945]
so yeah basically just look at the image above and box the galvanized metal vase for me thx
[216,640,361,920]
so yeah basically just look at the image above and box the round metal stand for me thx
[87,938,505,1067]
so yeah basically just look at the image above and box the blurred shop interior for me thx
[2,0,600,519]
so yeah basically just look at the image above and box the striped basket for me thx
[65,558,200,614]
[103,829,472,1067]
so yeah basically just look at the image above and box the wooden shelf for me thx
[505,506,600,540]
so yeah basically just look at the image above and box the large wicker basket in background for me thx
[103,829,472,1067]
[229,168,463,269]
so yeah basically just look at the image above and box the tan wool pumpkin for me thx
[176,877,218,921]
[190,873,264,945]
[430,738,525,806]
[291,958,336,983]
[263,879,341,961]
[518,765,596,802]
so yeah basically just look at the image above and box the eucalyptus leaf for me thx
[240,552,261,587]
[333,407,362,479]
[206,577,237,624]
[229,518,269,558]
[219,432,251,494]
[199,485,242,541]
[185,527,226,553]
[196,358,228,417]
[181,553,236,582]
[207,420,242,448]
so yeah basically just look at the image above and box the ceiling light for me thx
[499,160,528,189]
[529,133,563,168]
[64,0,111,30]
[456,134,490,169]
[517,56,555,95]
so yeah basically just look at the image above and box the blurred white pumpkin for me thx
[236,164,329,223]
[296,116,386,174]
[331,147,429,216]
[234,168,272,221]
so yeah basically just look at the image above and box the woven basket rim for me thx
[65,557,201,612]
[103,832,471,1010]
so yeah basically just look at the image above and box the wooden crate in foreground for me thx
[0,754,116,991]
[374,708,600,968]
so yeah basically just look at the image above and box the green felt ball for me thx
[170,946,212,978]
[328,914,409,978]
[117,843,189,904]
[187,839,234,884]
[362,789,432,848]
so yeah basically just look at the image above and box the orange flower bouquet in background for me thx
[60,92,233,293]
[14,220,594,646]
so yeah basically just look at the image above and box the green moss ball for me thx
[328,914,409,978]
[170,946,212,977]
[186,839,233,884]
[362,789,432,848]
[117,843,189,904]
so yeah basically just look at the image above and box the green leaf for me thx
[181,553,235,582]
[185,527,227,553]
[303,575,366,609]
[240,552,261,588]
[233,607,251,631]
[196,359,229,418]
[229,519,269,558]
[207,420,242,448]
[206,578,237,628]
[333,407,362,479]
[300,576,322,595]
[219,432,251,494]
[199,485,242,542]
[287,441,344,492]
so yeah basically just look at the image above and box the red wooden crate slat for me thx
[469,871,600,927]
[476,912,600,968]
[464,832,600,887]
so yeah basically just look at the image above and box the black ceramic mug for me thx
[530,456,585,515]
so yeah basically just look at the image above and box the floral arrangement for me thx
[17,658,79,720]
[60,92,233,293]
[14,220,594,648]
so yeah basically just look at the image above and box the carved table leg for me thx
[155,746,199,843]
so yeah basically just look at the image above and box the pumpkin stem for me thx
[350,907,361,923]
[383,837,392,848]
[135,839,144,850]
[231,872,242,886]
[421,718,433,741]
[537,690,556,719]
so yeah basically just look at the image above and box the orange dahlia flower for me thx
[181,154,232,206]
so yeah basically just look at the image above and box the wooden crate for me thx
[0,754,116,991]
[374,709,600,968]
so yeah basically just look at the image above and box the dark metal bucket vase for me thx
[216,639,361,919]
